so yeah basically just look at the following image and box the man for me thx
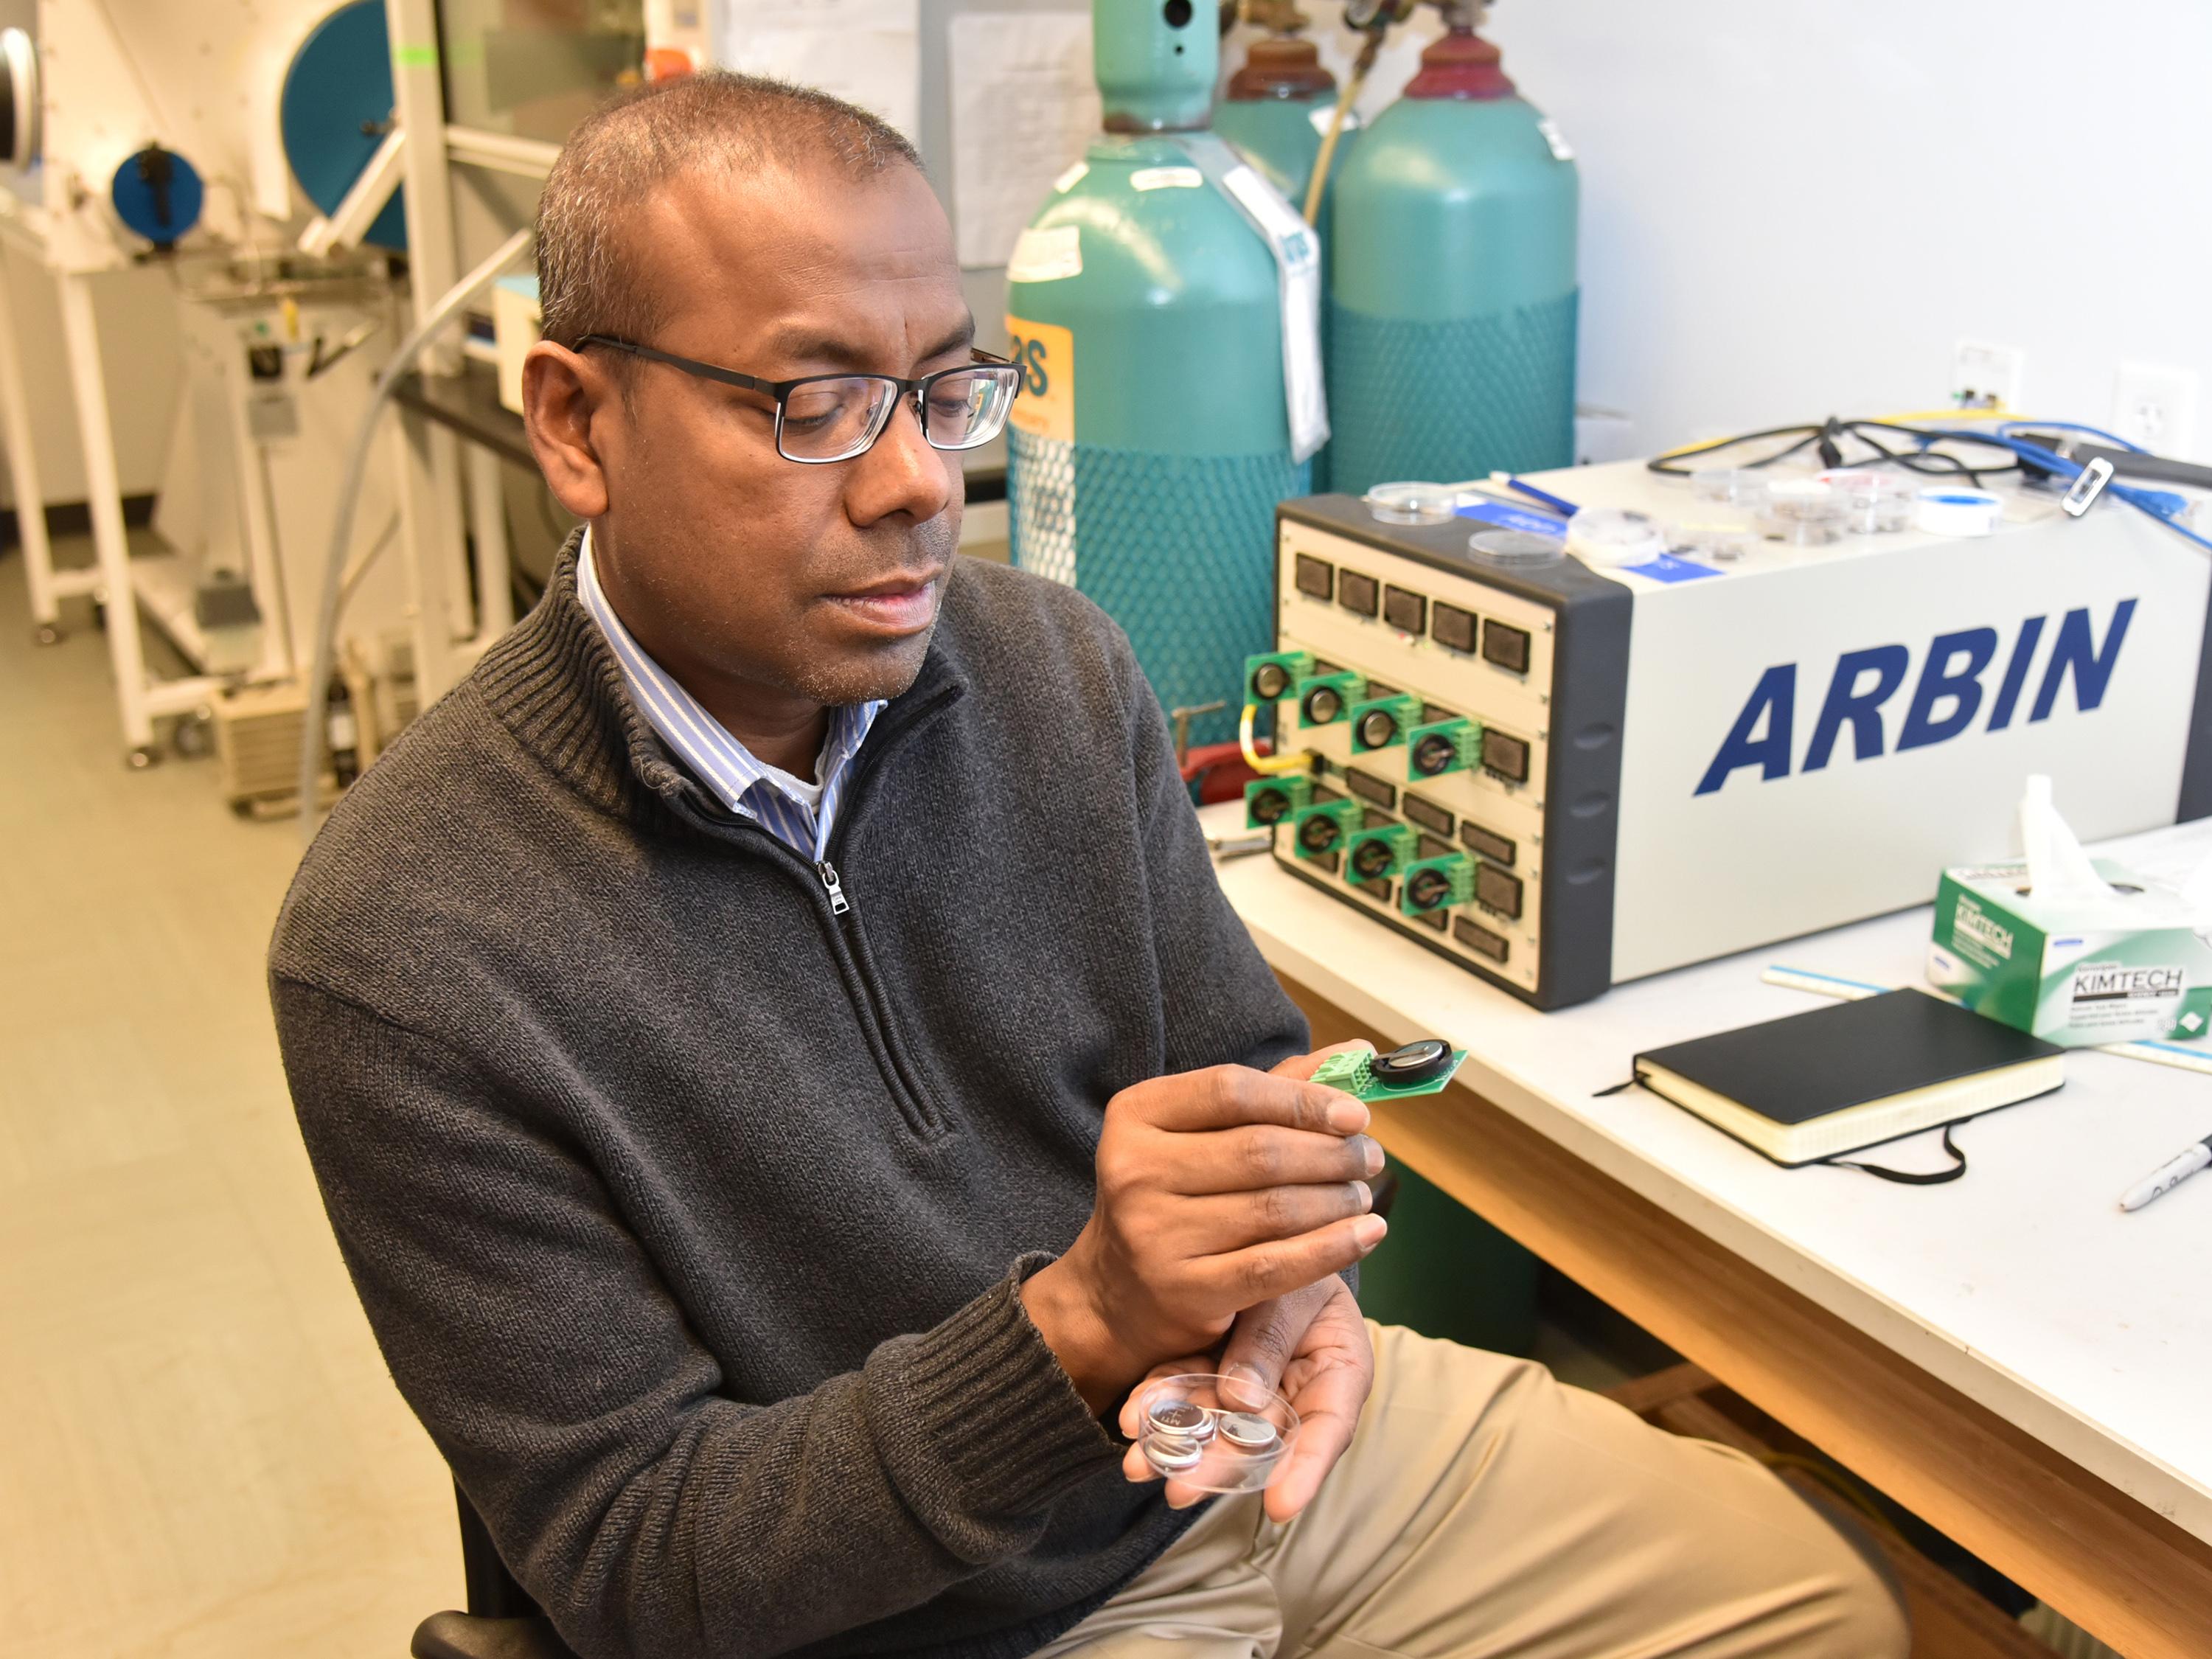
[271,73,1905,1659]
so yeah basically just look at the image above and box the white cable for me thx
[298,226,534,841]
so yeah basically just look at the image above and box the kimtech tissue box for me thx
[1927,777,2212,1046]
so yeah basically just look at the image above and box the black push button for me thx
[1294,554,1333,600]
[1458,822,1516,866]
[1402,793,1453,835]
[1338,569,1380,617]
[1482,620,1531,674]
[1481,729,1531,783]
[1431,602,1477,653]
[1345,768,1397,809]
[1475,864,1523,919]
[1454,918,1510,963]
[1383,586,1427,633]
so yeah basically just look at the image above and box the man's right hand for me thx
[1020,1060,1387,1413]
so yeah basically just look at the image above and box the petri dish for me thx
[1761,478,1846,546]
[1690,467,1772,508]
[1820,469,1915,534]
[1565,507,1665,568]
[1468,528,1565,565]
[1365,482,1461,526]
[1135,1373,1300,1494]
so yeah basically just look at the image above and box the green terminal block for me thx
[1295,670,1365,729]
[1400,852,1476,917]
[1311,1043,1470,1103]
[1244,650,1315,705]
[1343,821,1416,884]
[1349,693,1420,754]
[1407,717,1482,781]
[1244,773,1313,830]
[1288,798,1362,861]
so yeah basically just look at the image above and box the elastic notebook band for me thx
[1826,1124,1969,1186]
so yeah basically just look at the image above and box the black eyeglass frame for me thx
[575,333,1023,464]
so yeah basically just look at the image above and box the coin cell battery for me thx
[1136,1374,1300,1493]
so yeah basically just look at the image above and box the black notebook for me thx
[1632,990,2065,1167]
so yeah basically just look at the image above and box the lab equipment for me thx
[1326,4,1578,498]
[1004,0,1322,751]
[1136,1374,1298,1492]
[1248,439,2212,1009]
[2118,1134,2212,1212]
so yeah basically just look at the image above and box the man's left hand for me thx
[1117,1274,1374,1523]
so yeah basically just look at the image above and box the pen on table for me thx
[2118,1134,2212,1213]
[1491,471,1581,518]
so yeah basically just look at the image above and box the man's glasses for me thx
[577,335,1023,465]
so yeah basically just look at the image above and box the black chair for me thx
[411,1482,577,1659]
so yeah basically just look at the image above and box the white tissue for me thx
[2016,774,2110,902]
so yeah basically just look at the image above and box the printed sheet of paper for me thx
[947,11,1102,270]
[714,0,922,141]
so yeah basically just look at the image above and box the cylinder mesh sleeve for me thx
[1010,429,1309,751]
[1326,291,1578,498]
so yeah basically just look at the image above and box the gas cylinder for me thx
[1326,15,1578,498]
[1005,0,1313,751]
[1214,9,1347,229]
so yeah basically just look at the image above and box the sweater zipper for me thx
[804,686,963,1136]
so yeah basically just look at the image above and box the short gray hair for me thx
[535,71,922,352]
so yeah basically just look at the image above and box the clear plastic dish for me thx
[1564,507,1665,568]
[1819,469,1915,534]
[1760,478,1847,546]
[1673,523,1757,563]
[1135,1373,1300,1494]
[1689,467,1771,508]
[1467,527,1565,565]
[1364,481,1461,526]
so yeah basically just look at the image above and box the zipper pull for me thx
[817,859,851,915]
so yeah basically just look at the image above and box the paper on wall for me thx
[947,11,1102,270]
[714,0,922,141]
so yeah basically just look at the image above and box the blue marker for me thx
[1495,473,1581,518]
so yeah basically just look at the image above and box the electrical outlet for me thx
[1951,339,2024,411]
[2111,362,2199,456]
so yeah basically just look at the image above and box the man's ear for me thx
[523,341,613,520]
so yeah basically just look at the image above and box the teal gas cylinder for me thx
[1214,34,1344,226]
[1327,26,1577,498]
[1216,32,1349,493]
[1005,0,1310,751]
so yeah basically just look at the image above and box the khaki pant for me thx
[1037,1325,1909,1659]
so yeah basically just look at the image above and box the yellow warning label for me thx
[1005,316,1074,444]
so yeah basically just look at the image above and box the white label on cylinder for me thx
[1053,161,1089,194]
[1007,225,1082,283]
[1130,166,1204,191]
[1308,105,1360,137]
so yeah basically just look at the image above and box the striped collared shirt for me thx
[577,532,883,860]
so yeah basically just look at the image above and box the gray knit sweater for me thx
[268,547,1308,1659]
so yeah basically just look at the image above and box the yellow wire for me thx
[1241,703,1309,775]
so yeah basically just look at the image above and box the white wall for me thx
[1473,0,2212,459]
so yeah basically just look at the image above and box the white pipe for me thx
[297,226,534,839]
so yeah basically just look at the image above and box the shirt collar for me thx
[574,529,885,832]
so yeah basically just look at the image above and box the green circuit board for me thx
[1310,1046,1470,1102]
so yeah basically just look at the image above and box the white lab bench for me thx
[1203,802,2212,1658]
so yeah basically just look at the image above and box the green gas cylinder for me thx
[1328,23,1578,498]
[1215,32,1346,227]
[1216,27,1350,493]
[1005,0,1312,751]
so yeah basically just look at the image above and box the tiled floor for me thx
[0,540,453,1658]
